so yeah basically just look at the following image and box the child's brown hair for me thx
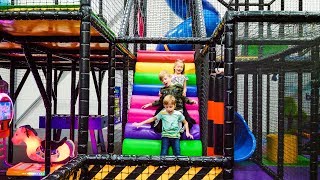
[163,95,176,105]
[174,59,185,74]
[158,70,171,81]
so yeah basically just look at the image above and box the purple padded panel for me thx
[39,114,107,129]
[128,108,200,124]
[124,123,200,140]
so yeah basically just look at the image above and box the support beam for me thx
[118,0,133,37]
[107,43,116,153]
[13,69,30,105]
[44,53,53,176]
[310,46,319,180]
[91,67,101,101]
[223,12,235,179]
[78,0,91,155]
[70,61,77,142]
[122,55,129,141]
[41,67,57,101]
[24,48,51,114]
[277,59,285,179]
[8,61,15,163]
[0,11,81,20]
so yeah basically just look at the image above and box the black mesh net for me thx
[1,0,320,180]
[235,19,320,179]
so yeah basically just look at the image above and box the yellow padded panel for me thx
[267,134,298,164]
[135,62,195,74]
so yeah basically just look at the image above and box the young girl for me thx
[171,59,188,96]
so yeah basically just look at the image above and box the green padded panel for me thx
[122,139,202,156]
[134,72,197,85]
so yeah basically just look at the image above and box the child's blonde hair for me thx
[158,70,171,81]
[174,59,185,74]
[163,95,176,105]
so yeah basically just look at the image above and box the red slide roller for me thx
[137,50,195,63]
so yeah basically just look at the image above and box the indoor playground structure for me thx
[0,0,319,180]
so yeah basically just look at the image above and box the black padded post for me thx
[277,61,285,179]
[223,12,235,179]
[108,43,116,153]
[45,53,53,175]
[8,61,15,163]
[78,0,91,155]
[70,61,76,142]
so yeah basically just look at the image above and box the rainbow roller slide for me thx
[122,50,202,156]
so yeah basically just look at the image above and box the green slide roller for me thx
[134,72,197,85]
[122,139,202,156]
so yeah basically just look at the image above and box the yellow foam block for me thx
[266,134,298,164]
[135,62,195,74]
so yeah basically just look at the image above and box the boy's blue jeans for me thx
[160,137,180,156]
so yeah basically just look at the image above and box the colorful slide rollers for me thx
[122,50,202,156]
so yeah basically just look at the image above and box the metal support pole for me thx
[194,0,207,37]
[297,71,303,154]
[281,0,284,10]
[223,13,235,179]
[234,0,239,10]
[277,61,285,179]
[122,55,129,141]
[45,53,53,176]
[257,0,263,157]
[257,70,263,162]
[252,73,257,139]
[98,0,103,17]
[70,60,76,142]
[98,70,103,115]
[133,0,138,54]
[266,74,270,134]
[242,0,249,55]
[53,69,58,114]
[108,43,116,153]
[140,0,147,50]
[119,0,133,37]
[310,46,319,180]
[78,1,91,178]
[8,61,15,163]
[244,73,248,121]
[234,73,237,112]
[25,49,52,175]
[78,0,91,155]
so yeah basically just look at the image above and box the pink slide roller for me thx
[127,108,199,124]
[130,95,198,110]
